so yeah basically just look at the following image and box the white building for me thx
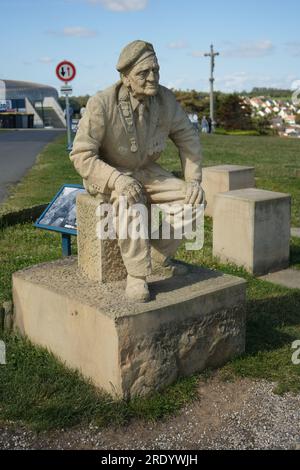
[0,79,66,128]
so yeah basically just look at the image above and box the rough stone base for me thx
[13,258,247,399]
[76,193,127,283]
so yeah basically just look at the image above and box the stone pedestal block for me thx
[76,193,127,282]
[202,165,255,217]
[13,257,246,399]
[213,188,291,275]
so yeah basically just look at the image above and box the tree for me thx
[295,113,300,125]
[173,90,210,117]
[216,94,253,130]
[58,95,90,115]
[252,116,272,135]
[248,87,291,98]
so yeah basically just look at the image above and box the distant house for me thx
[250,98,260,109]
[241,95,299,137]
[286,115,296,124]
[270,116,284,129]
[279,110,287,118]
[285,127,300,137]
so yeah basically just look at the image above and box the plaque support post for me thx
[62,233,72,257]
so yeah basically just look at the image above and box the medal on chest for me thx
[119,99,139,154]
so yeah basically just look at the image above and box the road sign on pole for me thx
[56,61,76,151]
[56,61,76,82]
[60,85,73,94]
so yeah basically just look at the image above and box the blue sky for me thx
[2,0,300,96]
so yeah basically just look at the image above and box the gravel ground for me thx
[1,374,300,450]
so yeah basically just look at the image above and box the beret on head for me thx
[117,40,155,73]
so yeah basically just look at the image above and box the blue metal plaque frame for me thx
[34,184,84,256]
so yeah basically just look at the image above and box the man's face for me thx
[123,56,160,99]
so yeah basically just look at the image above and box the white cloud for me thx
[38,57,54,64]
[214,72,296,93]
[167,40,188,50]
[62,26,97,37]
[166,78,187,89]
[191,50,206,58]
[192,41,274,59]
[87,0,147,11]
[215,72,254,91]
[285,42,300,57]
[221,40,274,58]
[47,27,97,37]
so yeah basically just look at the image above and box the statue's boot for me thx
[152,258,189,277]
[125,274,150,303]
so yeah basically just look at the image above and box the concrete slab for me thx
[202,165,255,217]
[260,269,300,289]
[13,257,247,399]
[213,188,291,276]
[291,228,300,238]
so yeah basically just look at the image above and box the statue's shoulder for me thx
[87,82,121,112]
[157,85,178,106]
[158,84,175,96]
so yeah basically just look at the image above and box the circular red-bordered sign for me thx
[56,61,76,82]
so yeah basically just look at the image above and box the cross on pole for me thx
[204,44,220,132]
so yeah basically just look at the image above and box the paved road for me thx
[0,129,64,204]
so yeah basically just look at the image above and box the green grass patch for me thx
[0,133,300,431]
[215,128,261,136]
[0,222,78,304]
[0,332,199,431]
[291,237,300,270]
[161,135,300,226]
[0,135,81,216]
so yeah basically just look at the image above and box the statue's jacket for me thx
[70,81,202,195]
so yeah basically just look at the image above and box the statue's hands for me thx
[184,180,206,206]
[114,175,146,205]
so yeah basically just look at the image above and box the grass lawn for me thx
[0,133,299,431]
[161,135,300,226]
[0,135,81,216]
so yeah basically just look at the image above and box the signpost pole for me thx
[64,83,73,151]
[56,60,76,151]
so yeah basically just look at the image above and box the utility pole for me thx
[204,44,219,132]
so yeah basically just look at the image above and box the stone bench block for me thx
[13,257,247,399]
[202,165,255,217]
[76,193,127,283]
[213,188,291,275]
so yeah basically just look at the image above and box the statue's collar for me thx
[118,84,150,110]
[118,83,130,103]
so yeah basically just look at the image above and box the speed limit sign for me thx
[56,60,76,82]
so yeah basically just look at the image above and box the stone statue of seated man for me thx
[70,40,205,302]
